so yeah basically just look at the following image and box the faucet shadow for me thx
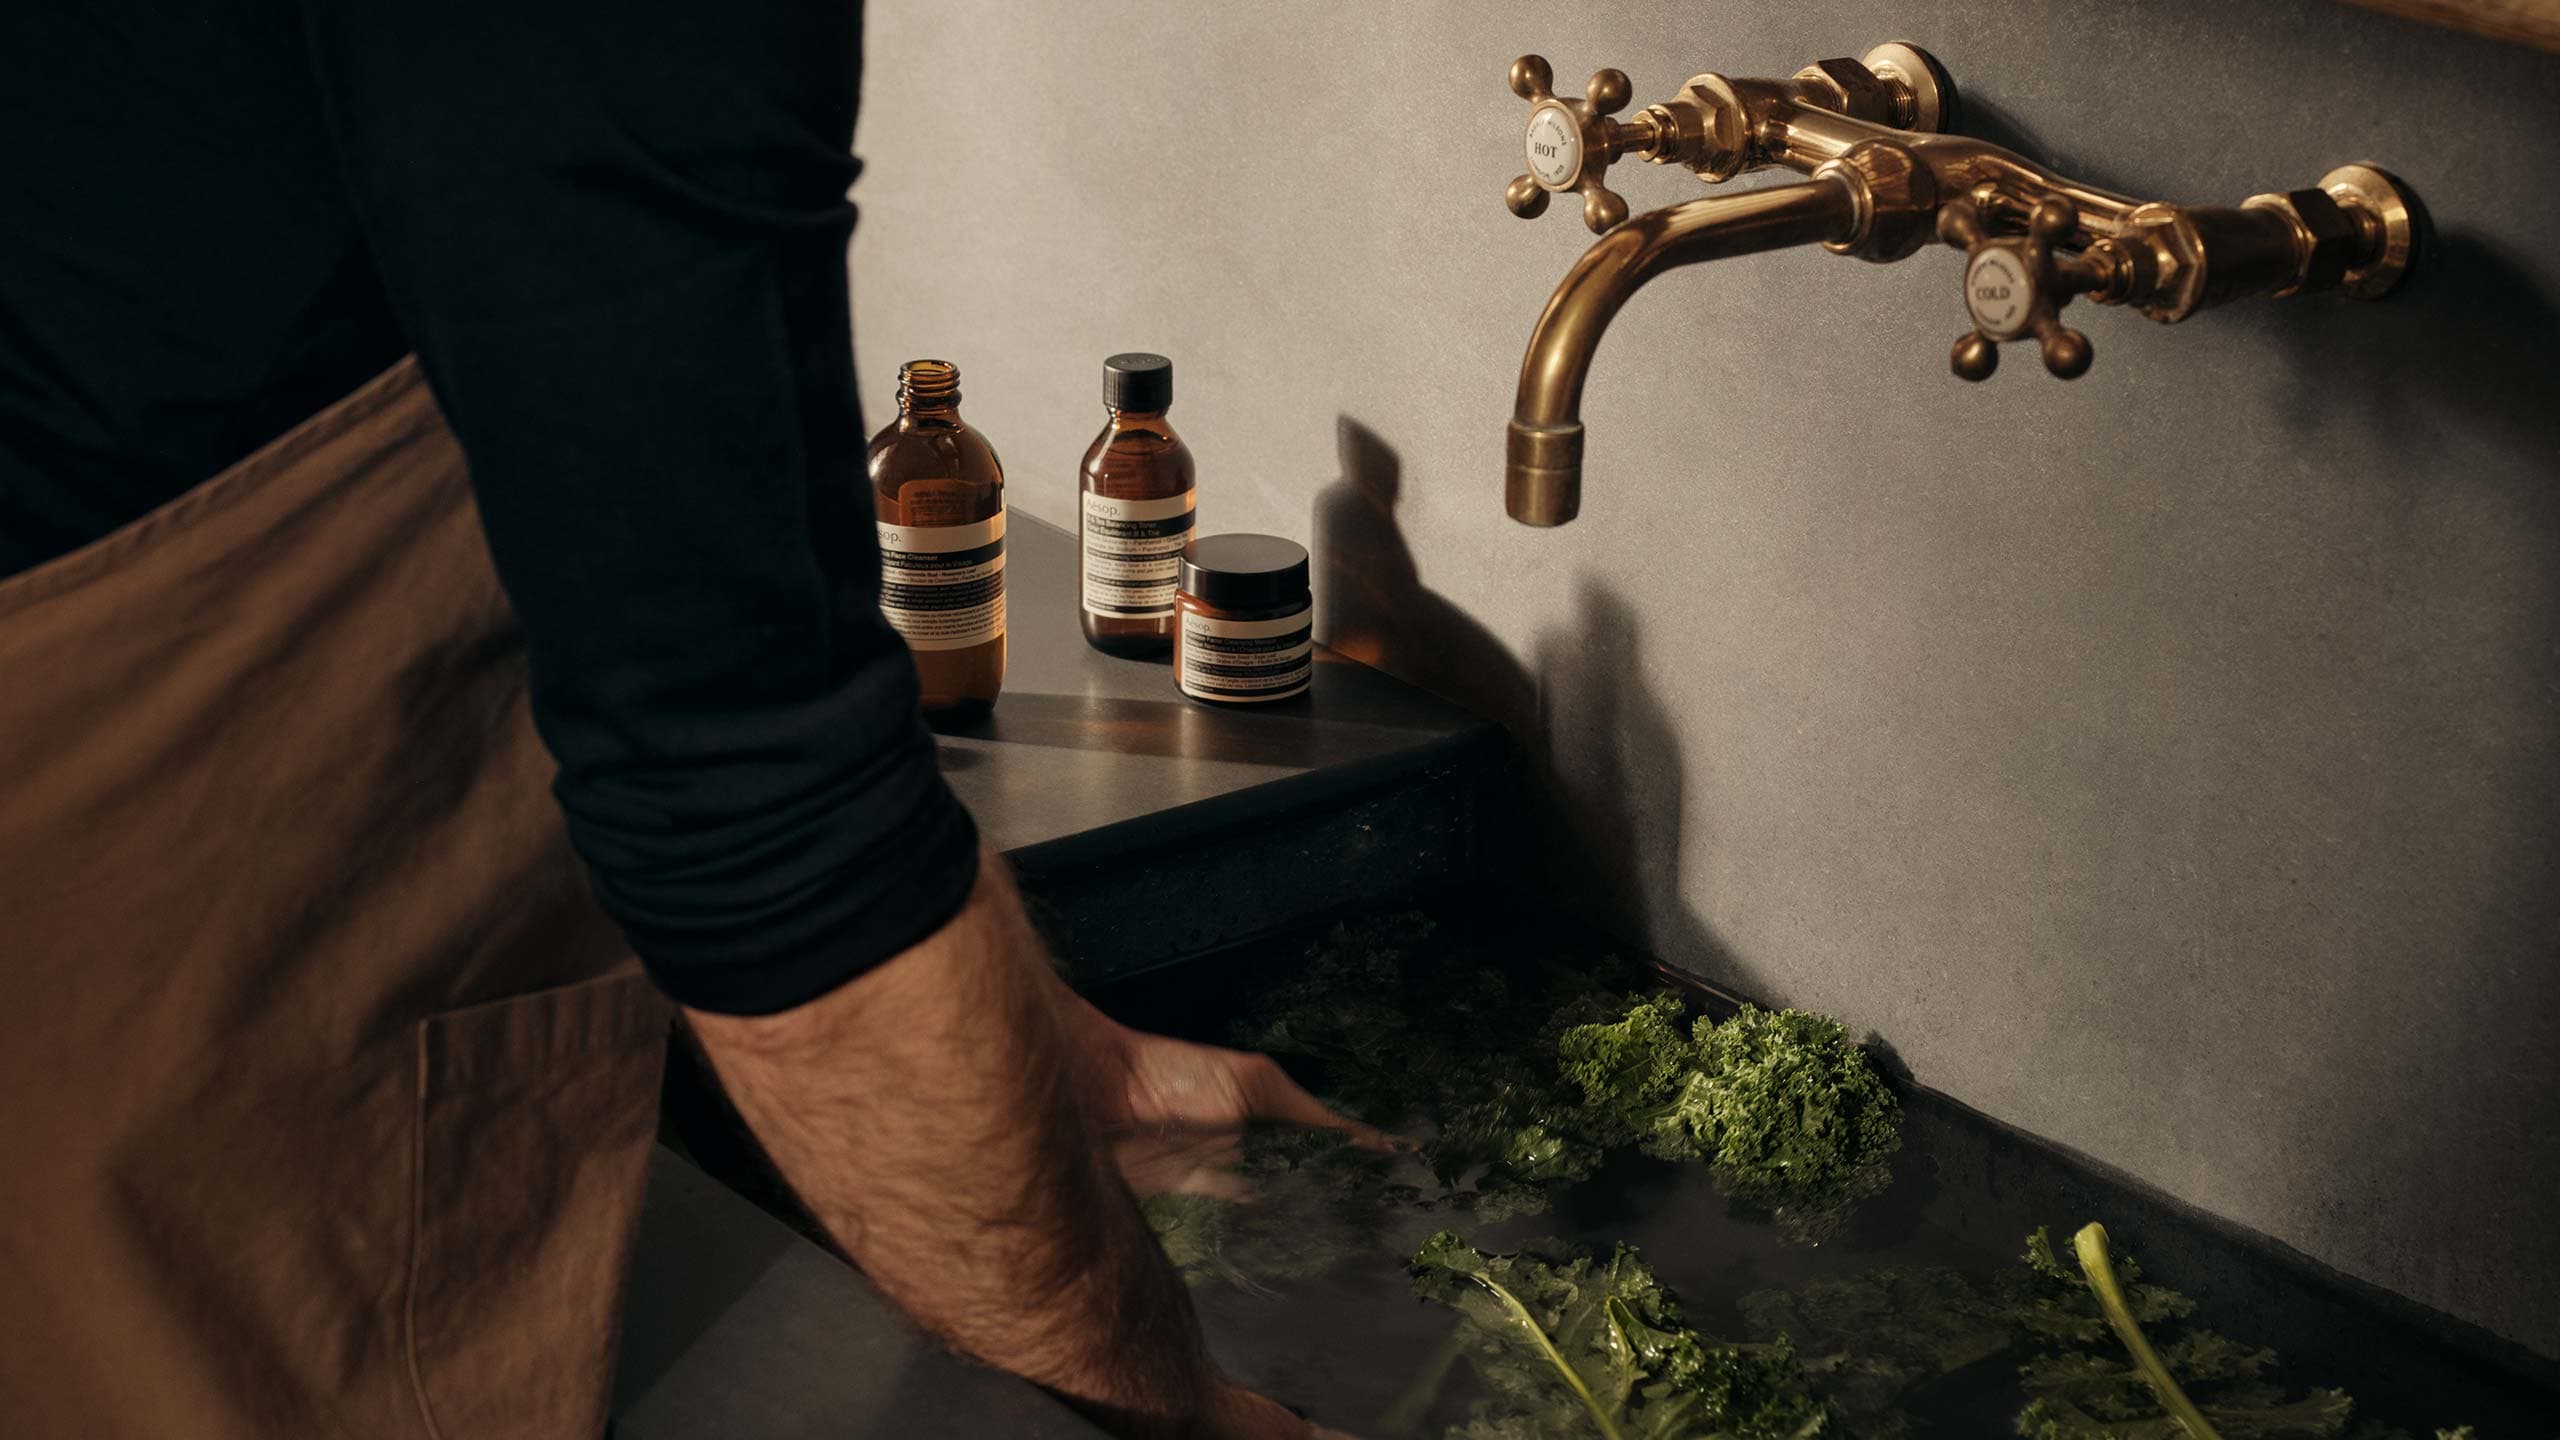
[2261,209,2560,949]
[1526,578,1744,991]
[1315,418,1535,735]
[2258,217,2559,468]
[1314,418,1740,990]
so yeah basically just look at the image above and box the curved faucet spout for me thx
[1506,177,1862,526]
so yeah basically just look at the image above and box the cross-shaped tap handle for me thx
[1938,193,2109,381]
[1506,55,1643,234]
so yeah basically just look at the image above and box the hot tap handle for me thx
[1938,194,2107,382]
[1507,55,1646,234]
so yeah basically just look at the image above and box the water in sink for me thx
[1089,901,2546,1439]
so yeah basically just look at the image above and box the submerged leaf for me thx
[1409,1232,1838,1440]
[1140,1127,1395,1292]
[1741,1264,2017,1430]
[2009,1225,2369,1440]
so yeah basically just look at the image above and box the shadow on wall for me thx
[2262,221,2560,475]
[2255,205,2560,977]
[1938,91,2560,1114]
[2254,215,2560,1357]
[1314,417,1739,989]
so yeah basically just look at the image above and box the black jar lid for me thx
[1180,533,1310,612]
[1104,352,1173,412]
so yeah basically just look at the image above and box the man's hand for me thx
[685,851,1329,1440]
[1058,996,1402,1199]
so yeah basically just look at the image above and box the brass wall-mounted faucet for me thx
[1501,45,2418,526]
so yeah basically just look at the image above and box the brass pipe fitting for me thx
[1500,44,2421,524]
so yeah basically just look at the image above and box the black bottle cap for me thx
[1104,352,1173,413]
[1179,533,1310,613]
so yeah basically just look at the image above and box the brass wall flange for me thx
[1858,42,1955,132]
[2321,164,2419,299]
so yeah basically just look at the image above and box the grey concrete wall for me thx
[849,0,2560,1358]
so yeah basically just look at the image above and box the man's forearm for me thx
[685,853,1217,1432]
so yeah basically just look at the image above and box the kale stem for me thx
[1464,1273,1627,1440]
[2072,1223,2223,1440]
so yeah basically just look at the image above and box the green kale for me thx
[1432,1078,1603,1188]
[1234,916,1907,1234]
[1740,1265,2019,1435]
[1408,1231,1839,1439]
[1237,913,1659,1218]
[1550,995,1905,1240]
[1235,912,1435,1121]
[1684,1006,1901,1239]
[2009,1223,2365,1440]
[2011,1226,2195,1350]
[1140,1127,1396,1294]
[1738,1231,2475,1440]
[1556,994,1713,1161]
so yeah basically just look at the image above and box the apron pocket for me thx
[406,970,672,1440]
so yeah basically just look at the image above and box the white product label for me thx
[1524,104,1582,189]
[1965,248,2032,339]
[877,511,1005,651]
[1081,490,1198,619]
[1178,607,1312,703]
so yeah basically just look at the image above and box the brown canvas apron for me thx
[0,359,672,1437]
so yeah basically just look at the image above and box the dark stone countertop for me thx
[612,511,1512,1438]
[942,512,1493,861]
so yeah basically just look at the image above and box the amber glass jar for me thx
[867,359,1005,720]
[1079,353,1196,658]
[1173,534,1312,705]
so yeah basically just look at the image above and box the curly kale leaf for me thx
[2008,1226,2360,1440]
[1686,1006,1901,1236]
[1140,1127,1393,1293]
[1556,994,1713,1162]
[1233,914,1432,1113]
[1676,1340,1840,1440]
[2006,1226,2196,1351]
[1545,995,1906,1239]
[1409,1231,1839,1440]
[1432,1076,1604,1191]
[1242,914,1663,1216]
[1739,1233,2462,1440]
[1740,1265,2019,1434]
[1233,917,1909,1238]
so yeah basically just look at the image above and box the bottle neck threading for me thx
[897,359,962,415]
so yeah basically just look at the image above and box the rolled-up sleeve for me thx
[303,0,978,1015]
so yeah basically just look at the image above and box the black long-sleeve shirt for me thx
[0,0,979,1015]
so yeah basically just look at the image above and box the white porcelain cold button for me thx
[1965,249,2033,339]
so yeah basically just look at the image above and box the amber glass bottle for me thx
[1079,353,1196,657]
[868,359,1006,720]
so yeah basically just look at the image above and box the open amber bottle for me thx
[1078,353,1196,658]
[868,359,1006,720]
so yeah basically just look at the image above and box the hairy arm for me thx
[684,853,1300,1439]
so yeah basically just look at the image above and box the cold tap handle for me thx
[1939,193,2109,382]
[1506,55,1656,234]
